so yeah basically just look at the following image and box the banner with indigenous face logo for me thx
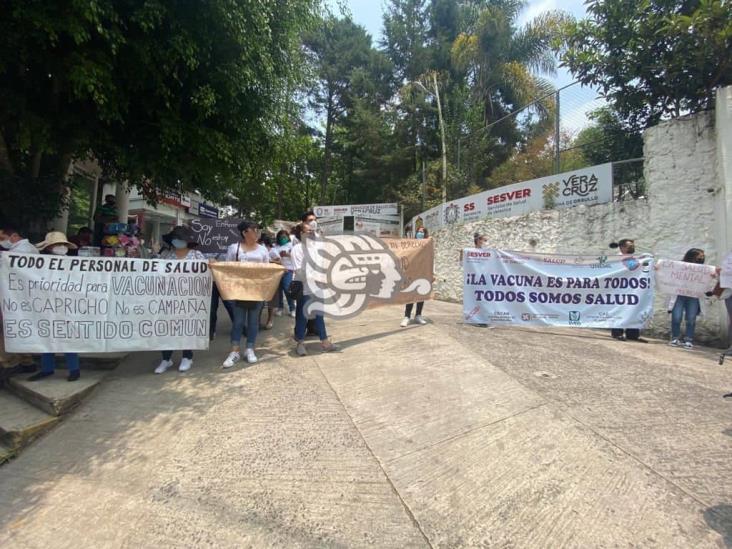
[0,254,211,353]
[463,249,654,328]
[300,236,434,319]
[209,262,285,301]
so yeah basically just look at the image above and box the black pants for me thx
[611,328,640,340]
[210,283,234,336]
[162,350,192,360]
[405,302,424,318]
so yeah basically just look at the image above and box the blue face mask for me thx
[416,232,425,239]
[172,239,187,249]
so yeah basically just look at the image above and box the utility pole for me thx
[432,72,447,204]
[554,89,561,174]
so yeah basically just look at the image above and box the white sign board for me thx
[1,254,211,353]
[654,259,716,298]
[412,163,613,233]
[463,248,654,328]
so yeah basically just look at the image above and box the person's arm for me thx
[225,244,236,262]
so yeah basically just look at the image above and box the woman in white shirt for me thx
[155,226,206,374]
[223,221,270,367]
[273,229,296,317]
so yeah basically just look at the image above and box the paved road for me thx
[1,301,731,547]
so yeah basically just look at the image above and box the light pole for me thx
[409,73,447,205]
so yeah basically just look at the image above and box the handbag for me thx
[287,280,304,301]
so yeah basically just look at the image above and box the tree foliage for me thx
[562,0,732,129]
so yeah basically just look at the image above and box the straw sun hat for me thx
[35,231,77,251]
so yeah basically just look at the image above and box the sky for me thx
[326,0,602,132]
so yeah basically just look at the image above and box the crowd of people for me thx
[3,212,732,383]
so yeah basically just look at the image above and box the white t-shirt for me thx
[273,242,294,270]
[10,239,39,254]
[225,242,270,263]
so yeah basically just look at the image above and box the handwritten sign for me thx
[188,218,243,255]
[0,254,211,353]
[655,259,716,298]
[721,253,732,290]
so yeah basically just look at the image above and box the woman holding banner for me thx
[609,239,642,341]
[290,220,339,356]
[222,221,270,367]
[27,232,82,382]
[400,227,429,328]
[667,248,708,349]
[155,226,206,374]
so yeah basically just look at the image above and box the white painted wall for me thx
[431,104,730,344]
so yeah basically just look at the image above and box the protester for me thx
[258,233,276,330]
[27,232,81,382]
[222,220,270,367]
[154,226,206,374]
[667,248,707,349]
[291,219,338,356]
[273,229,296,317]
[68,226,93,255]
[93,194,118,244]
[0,223,40,254]
[400,227,429,328]
[609,238,642,341]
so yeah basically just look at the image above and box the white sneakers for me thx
[154,358,193,374]
[223,351,241,368]
[289,310,296,318]
[154,359,173,374]
[223,350,257,368]
[401,316,427,327]
[179,357,193,372]
[274,308,283,317]
[670,338,694,350]
[670,338,680,346]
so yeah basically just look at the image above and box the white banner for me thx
[0,254,211,353]
[721,252,732,289]
[314,202,398,217]
[654,259,716,298]
[463,249,654,328]
[412,163,613,233]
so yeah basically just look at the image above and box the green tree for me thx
[562,0,732,129]
[0,0,316,227]
[572,106,644,165]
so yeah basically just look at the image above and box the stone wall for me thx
[432,109,728,344]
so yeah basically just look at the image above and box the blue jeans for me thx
[231,301,263,349]
[671,296,700,340]
[295,294,327,341]
[278,271,295,311]
[41,353,79,374]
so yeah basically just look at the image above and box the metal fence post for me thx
[554,89,561,174]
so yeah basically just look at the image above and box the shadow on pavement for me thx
[704,505,732,547]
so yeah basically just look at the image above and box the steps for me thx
[0,391,59,456]
[0,368,112,464]
[6,370,106,416]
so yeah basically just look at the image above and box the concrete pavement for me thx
[1,300,731,547]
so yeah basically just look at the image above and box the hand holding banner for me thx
[654,259,716,298]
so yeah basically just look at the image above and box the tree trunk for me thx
[320,91,335,205]
[0,130,13,174]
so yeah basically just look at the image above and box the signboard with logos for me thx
[411,163,613,233]
[198,203,219,219]
[314,203,401,237]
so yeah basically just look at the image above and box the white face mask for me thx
[307,220,318,231]
[0,239,12,250]
[171,239,188,249]
[50,245,68,256]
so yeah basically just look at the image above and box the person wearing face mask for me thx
[401,227,429,328]
[290,219,339,356]
[154,226,206,374]
[222,220,270,368]
[0,223,41,254]
[609,238,642,341]
[27,232,81,382]
[273,229,296,318]
[667,248,708,350]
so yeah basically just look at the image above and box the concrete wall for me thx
[432,104,731,344]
